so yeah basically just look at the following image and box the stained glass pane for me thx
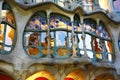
[84,19,97,35]
[2,10,15,25]
[28,47,40,55]
[29,32,39,46]
[26,16,47,30]
[50,13,71,29]
[5,25,14,45]
[0,24,4,43]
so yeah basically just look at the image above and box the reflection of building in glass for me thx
[0,0,120,80]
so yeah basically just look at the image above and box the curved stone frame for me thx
[0,2,16,55]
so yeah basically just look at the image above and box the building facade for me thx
[0,0,120,80]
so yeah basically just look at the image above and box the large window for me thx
[23,11,113,62]
[23,11,47,58]
[0,3,16,54]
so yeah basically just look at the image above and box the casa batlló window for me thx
[0,3,16,54]
[23,11,114,63]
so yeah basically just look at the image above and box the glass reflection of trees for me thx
[0,3,16,54]
[83,19,113,62]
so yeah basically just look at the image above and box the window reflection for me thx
[5,25,14,45]
[56,31,67,47]
[0,24,4,43]
[29,32,39,46]
[24,32,40,55]
[85,34,92,50]
[41,32,47,47]
[2,10,15,25]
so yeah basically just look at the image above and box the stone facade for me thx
[0,0,120,80]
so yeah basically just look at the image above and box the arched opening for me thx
[0,2,16,54]
[95,73,115,80]
[25,70,55,80]
[65,70,86,80]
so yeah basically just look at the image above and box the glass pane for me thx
[50,32,54,47]
[5,25,14,45]
[0,45,3,50]
[50,14,70,29]
[97,22,111,39]
[41,32,47,47]
[92,38,102,53]
[87,51,93,58]
[107,53,112,61]
[0,24,4,43]
[28,47,39,55]
[28,32,39,46]
[56,31,67,47]
[96,53,103,61]
[85,34,92,50]
[2,10,15,25]
[105,41,112,53]
[26,16,47,30]
[78,34,83,49]
[113,0,120,11]
[4,46,11,51]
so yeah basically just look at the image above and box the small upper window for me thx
[113,0,120,11]
[0,3,16,54]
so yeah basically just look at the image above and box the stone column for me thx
[80,16,88,58]
[71,15,78,58]
[46,10,51,58]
